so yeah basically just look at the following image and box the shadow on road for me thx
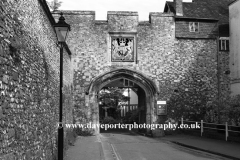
[100,128,139,136]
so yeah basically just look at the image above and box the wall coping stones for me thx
[53,10,95,15]
[138,21,151,26]
[94,20,108,25]
[107,11,138,16]
[94,20,151,26]
[149,12,174,17]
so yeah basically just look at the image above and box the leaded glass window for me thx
[189,22,199,32]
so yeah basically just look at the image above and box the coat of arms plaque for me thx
[111,37,134,62]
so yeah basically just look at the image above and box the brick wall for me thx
[0,0,73,159]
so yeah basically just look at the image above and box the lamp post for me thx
[53,12,70,160]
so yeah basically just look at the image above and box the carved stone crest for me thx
[111,37,134,62]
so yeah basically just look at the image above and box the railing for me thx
[119,105,138,117]
[181,118,240,141]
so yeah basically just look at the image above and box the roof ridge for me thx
[164,0,231,24]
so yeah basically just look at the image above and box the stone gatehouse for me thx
[51,0,230,134]
[0,0,232,159]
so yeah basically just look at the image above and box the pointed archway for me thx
[85,68,159,134]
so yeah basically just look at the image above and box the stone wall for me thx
[168,39,218,119]
[52,10,230,125]
[0,0,73,159]
[219,50,231,102]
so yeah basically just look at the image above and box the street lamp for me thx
[53,12,70,160]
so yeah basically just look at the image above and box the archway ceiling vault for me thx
[87,69,159,96]
[103,79,139,88]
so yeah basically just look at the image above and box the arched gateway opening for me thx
[86,68,159,134]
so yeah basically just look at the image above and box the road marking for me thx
[110,143,122,160]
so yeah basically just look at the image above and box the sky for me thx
[58,0,192,21]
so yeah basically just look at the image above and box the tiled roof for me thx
[229,0,239,6]
[165,0,235,24]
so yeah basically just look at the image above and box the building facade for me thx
[51,0,232,133]
[229,0,240,95]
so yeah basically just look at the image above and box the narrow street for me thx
[100,130,230,160]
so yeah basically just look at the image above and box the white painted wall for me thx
[229,0,240,95]
[123,88,138,104]
[130,89,138,104]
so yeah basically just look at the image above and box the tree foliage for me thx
[99,87,130,120]
[47,0,62,11]
[99,87,130,109]
[222,95,240,125]
[167,89,209,121]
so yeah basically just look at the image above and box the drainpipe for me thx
[217,22,220,124]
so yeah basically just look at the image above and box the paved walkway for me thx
[160,134,240,160]
[64,135,104,160]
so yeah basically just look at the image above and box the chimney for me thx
[175,0,183,16]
